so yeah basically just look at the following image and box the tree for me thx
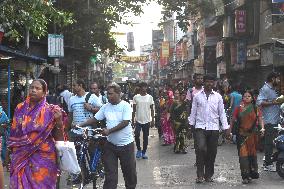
[156,0,217,31]
[0,0,73,42]
[58,0,149,55]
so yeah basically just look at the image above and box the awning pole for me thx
[7,60,11,119]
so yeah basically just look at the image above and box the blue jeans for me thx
[134,122,150,153]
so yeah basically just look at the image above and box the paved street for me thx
[4,128,284,188]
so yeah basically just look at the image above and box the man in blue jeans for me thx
[132,82,155,159]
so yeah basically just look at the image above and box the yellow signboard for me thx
[120,56,149,63]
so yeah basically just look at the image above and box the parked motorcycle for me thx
[272,124,284,179]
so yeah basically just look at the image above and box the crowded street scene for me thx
[1,0,284,189]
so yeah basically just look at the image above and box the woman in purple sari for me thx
[8,79,66,189]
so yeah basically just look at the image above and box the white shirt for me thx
[95,101,133,146]
[133,94,154,124]
[189,90,229,130]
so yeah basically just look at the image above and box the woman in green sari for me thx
[170,90,189,154]
[231,90,264,184]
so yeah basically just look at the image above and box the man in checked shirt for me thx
[189,74,230,183]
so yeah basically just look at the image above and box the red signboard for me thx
[235,10,246,34]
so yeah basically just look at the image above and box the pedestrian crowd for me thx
[0,71,283,188]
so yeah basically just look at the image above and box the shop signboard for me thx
[235,10,246,34]
[272,2,284,15]
[272,0,284,3]
[237,41,247,65]
[48,34,64,57]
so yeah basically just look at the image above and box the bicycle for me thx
[72,125,106,189]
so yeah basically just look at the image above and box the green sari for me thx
[233,104,260,180]
[170,101,188,153]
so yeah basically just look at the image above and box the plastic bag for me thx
[55,141,81,174]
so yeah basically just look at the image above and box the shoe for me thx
[195,177,204,183]
[180,150,187,154]
[136,150,142,159]
[263,164,276,172]
[142,153,148,159]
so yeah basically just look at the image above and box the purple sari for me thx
[8,97,64,189]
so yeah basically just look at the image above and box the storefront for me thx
[0,45,46,119]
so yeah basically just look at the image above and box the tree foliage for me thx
[0,0,73,42]
[155,0,217,31]
[58,0,149,55]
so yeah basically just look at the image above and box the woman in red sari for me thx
[231,90,264,184]
[8,79,66,189]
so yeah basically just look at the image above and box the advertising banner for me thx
[161,41,170,58]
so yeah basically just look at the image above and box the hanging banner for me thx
[161,41,170,58]
[235,10,246,34]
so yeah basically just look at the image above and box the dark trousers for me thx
[195,129,219,179]
[134,122,150,153]
[264,124,278,165]
[103,142,137,189]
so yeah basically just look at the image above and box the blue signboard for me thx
[273,0,284,3]
[237,41,246,65]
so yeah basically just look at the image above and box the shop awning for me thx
[0,45,46,63]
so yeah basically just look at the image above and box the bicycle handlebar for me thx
[75,125,103,133]
[74,125,107,139]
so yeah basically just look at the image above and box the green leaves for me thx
[59,0,147,54]
[0,0,73,41]
[156,0,217,31]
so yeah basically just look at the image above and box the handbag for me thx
[55,141,81,174]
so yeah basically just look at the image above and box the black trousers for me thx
[264,124,278,165]
[195,129,219,179]
[103,141,137,189]
[134,122,150,153]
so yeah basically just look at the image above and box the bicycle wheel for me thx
[92,159,105,189]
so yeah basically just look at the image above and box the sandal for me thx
[242,179,249,184]
[196,177,204,184]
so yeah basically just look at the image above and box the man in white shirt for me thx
[78,83,137,189]
[59,84,73,107]
[89,82,108,104]
[189,74,230,183]
[132,82,154,159]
